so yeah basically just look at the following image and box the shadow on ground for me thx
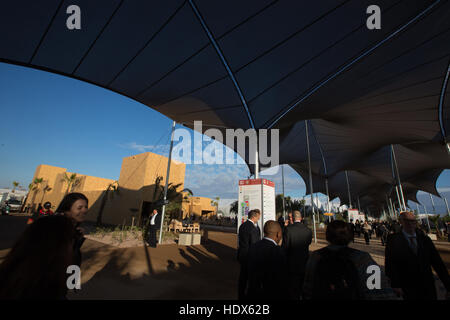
[68,233,239,300]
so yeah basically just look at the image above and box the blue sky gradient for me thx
[1,62,450,214]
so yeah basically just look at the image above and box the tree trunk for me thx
[96,190,109,226]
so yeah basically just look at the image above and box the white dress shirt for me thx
[263,237,278,246]
[150,213,158,225]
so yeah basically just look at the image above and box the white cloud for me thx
[119,142,169,155]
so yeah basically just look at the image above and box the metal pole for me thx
[302,195,306,217]
[305,120,317,243]
[391,145,407,211]
[282,165,286,220]
[429,193,436,214]
[386,195,392,218]
[424,205,431,233]
[255,148,259,179]
[444,197,450,216]
[159,121,176,245]
[357,197,362,213]
[345,170,352,209]
[316,193,320,223]
[389,198,396,219]
[325,178,331,222]
[395,186,403,212]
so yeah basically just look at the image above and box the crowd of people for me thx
[238,209,450,300]
[2,197,450,300]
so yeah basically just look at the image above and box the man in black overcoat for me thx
[385,211,450,300]
[281,210,312,299]
[237,209,261,299]
[247,220,288,300]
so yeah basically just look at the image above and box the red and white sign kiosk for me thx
[238,178,276,238]
[348,209,366,223]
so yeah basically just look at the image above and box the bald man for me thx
[385,211,450,300]
[246,220,288,300]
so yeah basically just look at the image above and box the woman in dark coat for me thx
[0,215,76,299]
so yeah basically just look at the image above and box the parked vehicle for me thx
[1,198,22,214]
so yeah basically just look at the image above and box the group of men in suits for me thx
[237,209,312,300]
[238,209,450,300]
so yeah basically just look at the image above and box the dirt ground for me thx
[0,215,449,299]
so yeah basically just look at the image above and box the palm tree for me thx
[31,178,44,210]
[151,176,188,205]
[62,173,80,195]
[21,183,35,212]
[12,181,19,193]
[40,184,52,204]
[230,200,238,217]
[211,196,220,208]
[96,181,119,226]
[147,176,188,236]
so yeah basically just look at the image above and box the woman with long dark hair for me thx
[55,193,89,267]
[0,215,75,299]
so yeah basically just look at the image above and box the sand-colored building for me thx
[181,196,217,219]
[25,152,187,226]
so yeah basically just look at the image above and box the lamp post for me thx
[305,120,317,243]
[159,121,176,245]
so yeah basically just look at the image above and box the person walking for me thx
[379,222,389,246]
[281,210,312,299]
[355,220,361,238]
[247,220,288,300]
[237,209,261,300]
[303,220,398,300]
[349,219,356,243]
[362,222,371,245]
[385,211,450,300]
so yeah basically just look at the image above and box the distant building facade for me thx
[24,152,220,226]
[181,196,217,219]
[25,152,186,226]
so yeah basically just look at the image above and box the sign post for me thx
[238,179,276,238]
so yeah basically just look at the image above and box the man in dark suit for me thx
[237,209,261,300]
[147,209,161,248]
[247,220,288,300]
[349,219,356,243]
[281,210,312,299]
[385,211,450,300]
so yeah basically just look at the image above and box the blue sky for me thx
[1,62,450,214]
